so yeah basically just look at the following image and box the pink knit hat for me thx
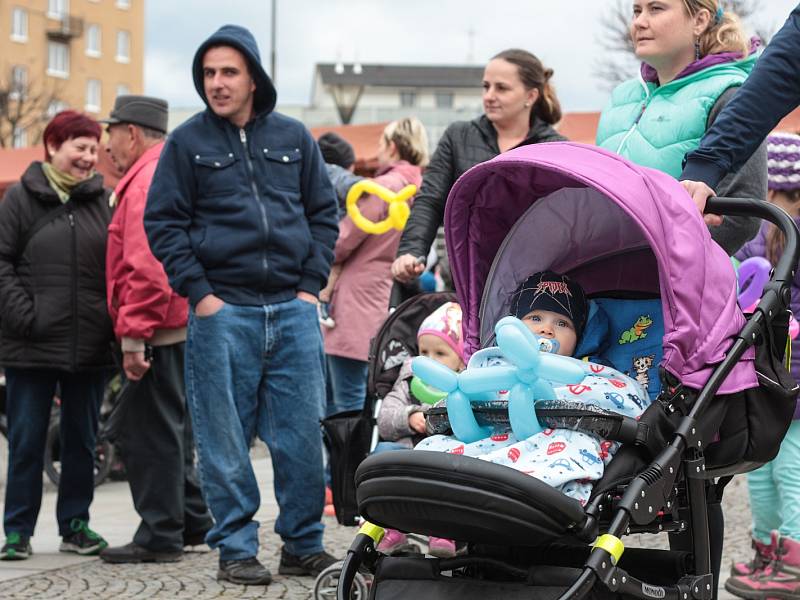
[417,302,465,361]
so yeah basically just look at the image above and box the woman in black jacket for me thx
[0,111,113,561]
[392,48,567,284]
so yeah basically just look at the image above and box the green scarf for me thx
[41,162,91,204]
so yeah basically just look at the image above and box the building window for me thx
[435,91,454,109]
[116,30,130,63]
[47,42,69,77]
[48,0,68,19]
[116,84,130,97]
[11,7,28,42]
[399,90,416,108]
[47,100,69,117]
[116,0,130,9]
[9,66,27,100]
[12,126,27,148]
[86,79,101,112]
[86,24,101,57]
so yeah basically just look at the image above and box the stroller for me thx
[335,142,800,600]
[322,289,458,527]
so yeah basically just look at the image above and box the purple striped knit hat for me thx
[767,132,800,191]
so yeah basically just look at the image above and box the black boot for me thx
[217,557,273,585]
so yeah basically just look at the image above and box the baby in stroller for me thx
[335,142,800,600]
[375,301,465,558]
[416,271,649,505]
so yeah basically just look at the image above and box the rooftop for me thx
[316,63,485,88]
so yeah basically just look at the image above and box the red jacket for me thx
[106,142,188,348]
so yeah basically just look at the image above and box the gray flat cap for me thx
[101,95,169,133]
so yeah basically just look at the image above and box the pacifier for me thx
[536,336,560,355]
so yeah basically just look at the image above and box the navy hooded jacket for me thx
[144,25,338,306]
[681,5,800,188]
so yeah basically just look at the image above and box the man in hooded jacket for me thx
[144,25,338,585]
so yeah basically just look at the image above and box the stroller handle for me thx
[705,196,800,286]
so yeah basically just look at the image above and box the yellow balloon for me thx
[345,180,418,234]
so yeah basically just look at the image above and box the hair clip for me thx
[715,4,724,24]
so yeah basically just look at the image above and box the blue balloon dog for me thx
[412,316,612,443]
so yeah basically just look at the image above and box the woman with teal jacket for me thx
[597,0,766,256]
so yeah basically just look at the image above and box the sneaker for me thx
[731,532,778,577]
[1,533,32,560]
[100,542,182,564]
[217,557,272,585]
[278,546,338,577]
[59,518,108,556]
[428,537,456,558]
[376,528,413,555]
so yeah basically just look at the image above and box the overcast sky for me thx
[144,0,799,113]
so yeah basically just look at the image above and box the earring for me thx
[694,38,701,60]
[524,102,531,108]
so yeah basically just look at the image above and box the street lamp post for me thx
[270,0,277,83]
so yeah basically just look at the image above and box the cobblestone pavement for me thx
[0,427,755,599]
[0,514,355,599]
[0,476,754,599]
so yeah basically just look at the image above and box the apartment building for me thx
[0,0,143,146]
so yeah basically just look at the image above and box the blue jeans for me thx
[3,368,105,538]
[185,298,326,560]
[747,420,800,542]
[325,354,368,416]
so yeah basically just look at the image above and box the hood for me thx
[192,24,277,117]
[21,162,105,203]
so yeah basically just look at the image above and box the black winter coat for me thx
[397,115,566,260]
[0,162,114,371]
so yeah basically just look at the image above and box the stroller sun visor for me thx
[444,142,757,394]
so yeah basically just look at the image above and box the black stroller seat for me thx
[356,450,591,547]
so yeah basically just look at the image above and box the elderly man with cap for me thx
[99,95,213,564]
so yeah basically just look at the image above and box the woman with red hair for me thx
[0,111,114,560]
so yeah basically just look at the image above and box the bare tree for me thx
[594,0,770,91]
[0,69,65,148]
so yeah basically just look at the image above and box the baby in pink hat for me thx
[375,301,464,558]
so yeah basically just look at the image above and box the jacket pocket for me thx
[260,147,302,192]
[193,153,238,198]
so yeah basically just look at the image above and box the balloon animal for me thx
[412,316,615,443]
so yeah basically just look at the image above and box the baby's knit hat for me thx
[510,271,588,340]
[767,132,800,192]
[417,302,464,362]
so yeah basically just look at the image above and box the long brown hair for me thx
[767,190,800,266]
[492,48,562,126]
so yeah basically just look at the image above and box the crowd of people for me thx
[0,0,798,595]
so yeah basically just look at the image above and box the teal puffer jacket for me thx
[596,56,756,178]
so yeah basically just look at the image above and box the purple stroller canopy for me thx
[444,142,757,394]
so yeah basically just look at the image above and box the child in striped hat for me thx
[727,132,800,600]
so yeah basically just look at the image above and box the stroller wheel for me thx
[313,562,369,600]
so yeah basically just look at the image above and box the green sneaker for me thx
[1,532,32,560]
[59,519,107,556]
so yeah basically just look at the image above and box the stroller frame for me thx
[335,197,800,600]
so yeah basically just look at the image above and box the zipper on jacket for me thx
[68,210,78,371]
[239,128,270,288]
[615,75,652,155]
